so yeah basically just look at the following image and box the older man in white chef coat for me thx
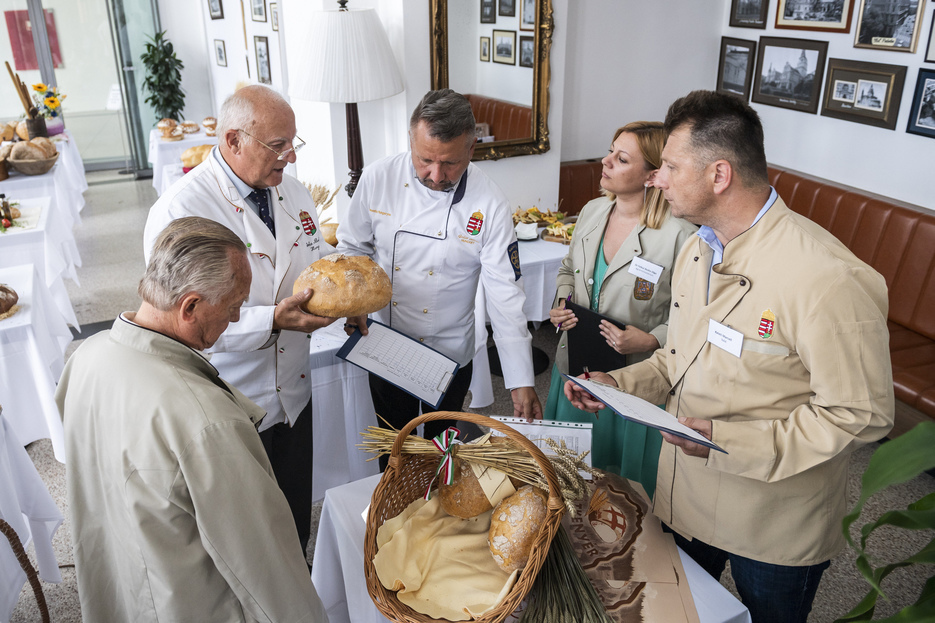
[143,85,362,558]
[338,89,542,466]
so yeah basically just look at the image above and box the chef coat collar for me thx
[211,147,269,217]
[408,159,469,205]
[696,186,778,268]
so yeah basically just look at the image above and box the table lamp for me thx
[289,0,404,197]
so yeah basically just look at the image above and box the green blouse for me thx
[590,237,609,310]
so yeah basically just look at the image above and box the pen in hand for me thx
[555,292,573,333]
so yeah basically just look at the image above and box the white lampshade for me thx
[290,7,404,104]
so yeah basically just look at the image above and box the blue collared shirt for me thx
[212,147,268,219]
[697,186,778,300]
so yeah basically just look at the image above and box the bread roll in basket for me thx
[293,253,391,318]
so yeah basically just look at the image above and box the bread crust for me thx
[439,458,493,518]
[488,485,548,572]
[0,284,18,314]
[293,253,392,317]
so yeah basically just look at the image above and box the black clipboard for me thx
[566,300,629,376]
[336,319,459,409]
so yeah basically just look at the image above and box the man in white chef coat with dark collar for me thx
[338,89,541,466]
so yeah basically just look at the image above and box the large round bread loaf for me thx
[0,284,18,314]
[439,457,493,518]
[488,485,548,573]
[10,141,46,161]
[293,253,391,317]
[30,137,57,158]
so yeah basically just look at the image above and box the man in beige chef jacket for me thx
[566,90,894,623]
[57,217,328,623]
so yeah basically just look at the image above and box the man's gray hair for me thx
[409,89,476,142]
[139,217,247,311]
[216,85,289,143]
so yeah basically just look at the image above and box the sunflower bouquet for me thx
[31,83,66,119]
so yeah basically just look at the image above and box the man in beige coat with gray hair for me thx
[566,91,893,622]
[57,217,328,622]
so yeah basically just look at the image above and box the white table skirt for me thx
[0,196,80,328]
[0,265,71,462]
[0,411,63,622]
[148,129,217,195]
[311,474,751,623]
[310,322,379,501]
[469,237,568,407]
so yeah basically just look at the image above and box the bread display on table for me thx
[1,122,15,142]
[488,485,549,573]
[293,253,391,318]
[180,120,199,134]
[15,120,28,141]
[0,284,18,316]
[11,141,44,161]
[180,144,212,169]
[202,117,217,136]
[438,457,495,519]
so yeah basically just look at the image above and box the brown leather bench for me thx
[464,94,532,142]
[558,158,935,435]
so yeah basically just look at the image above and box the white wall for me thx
[157,0,215,122]
[723,4,935,210]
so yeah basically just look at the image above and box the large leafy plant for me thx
[835,421,935,622]
[140,31,185,122]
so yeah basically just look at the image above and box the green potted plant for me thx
[835,421,935,622]
[140,31,186,122]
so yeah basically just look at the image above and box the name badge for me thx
[628,256,664,284]
[707,319,743,358]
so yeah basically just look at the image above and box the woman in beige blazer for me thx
[545,121,696,497]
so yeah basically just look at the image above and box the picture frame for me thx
[492,29,516,65]
[520,0,536,31]
[214,39,227,67]
[820,58,906,129]
[481,0,496,24]
[925,11,935,62]
[906,68,935,139]
[752,37,828,114]
[499,0,516,18]
[270,2,279,32]
[854,0,924,53]
[254,35,271,84]
[480,36,490,62]
[717,37,757,100]
[775,0,855,33]
[519,35,535,68]
[208,0,224,20]
[729,0,769,29]
[251,0,267,23]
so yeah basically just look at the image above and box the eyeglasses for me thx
[238,129,306,161]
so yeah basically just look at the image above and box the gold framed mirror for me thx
[429,0,553,161]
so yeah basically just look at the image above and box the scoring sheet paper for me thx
[490,417,594,479]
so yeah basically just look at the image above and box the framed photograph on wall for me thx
[519,35,535,68]
[729,0,769,29]
[717,37,757,100]
[752,37,828,113]
[492,29,516,65]
[906,68,935,138]
[775,0,855,33]
[820,58,906,129]
[521,0,536,30]
[854,0,924,53]
[255,35,271,84]
[480,36,490,62]
[208,0,224,20]
[925,11,935,62]
[214,39,227,67]
[499,0,516,18]
[481,0,496,24]
[270,2,279,31]
[251,0,267,23]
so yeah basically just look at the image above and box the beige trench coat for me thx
[553,197,696,372]
[609,198,894,566]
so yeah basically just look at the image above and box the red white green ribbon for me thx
[423,427,461,501]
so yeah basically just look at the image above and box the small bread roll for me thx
[163,127,184,141]
[0,284,18,314]
[157,118,178,138]
[181,120,199,134]
[15,120,29,141]
[180,144,212,168]
[29,137,57,158]
[488,485,548,573]
[439,458,493,518]
[10,141,46,160]
[0,144,13,161]
[293,253,392,318]
[0,122,14,142]
[202,117,217,137]
[321,222,338,246]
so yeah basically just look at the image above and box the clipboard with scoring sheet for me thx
[337,319,459,409]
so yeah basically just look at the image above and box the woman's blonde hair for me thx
[601,121,671,229]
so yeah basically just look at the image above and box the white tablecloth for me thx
[0,410,63,621]
[148,129,217,195]
[469,237,568,407]
[0,196,80,328]
[310,322,379,501]
[0,265,70,462]
[311,474,751,623]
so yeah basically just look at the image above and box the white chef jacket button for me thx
[437,232,442,236]
[419,338,425,342]
[392,301,397,306]
[395,266,400,271]
[423,309,428,313]
[428,270,433,275]
[588,278,594,284]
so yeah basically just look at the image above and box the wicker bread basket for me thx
[363,412,565,623]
